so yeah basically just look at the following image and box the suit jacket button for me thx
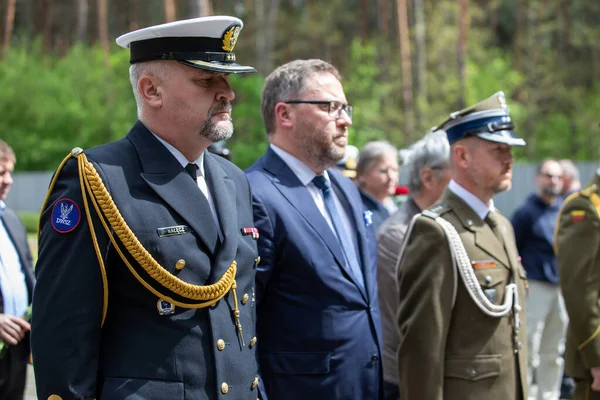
[251,376,259,389]
[470,368,477,377]
[175,259,186,270]
[221,382,229,394]
[249,336,257,348]
[371,353,379,362]
[242,293,249,305]
[217,339,225,351]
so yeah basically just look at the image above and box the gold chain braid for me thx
[73,151,237,304]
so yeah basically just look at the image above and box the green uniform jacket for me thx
[556,171,600,380]
[397,190,528,400]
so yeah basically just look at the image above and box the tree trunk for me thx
[164,0,177,22]
[396,0,413,142]
[378,0,390,36]
[97,0,109,53]
[2,0,17,56]
[76,0,89,43]
[457,0,469,109]
[40,0,53,54]
[360,0,369,44]
[514,0,526,72]
[413,0,427,133]
[197,0,213,17]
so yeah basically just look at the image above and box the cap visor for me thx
[180,60,256,74]
[477,131,526,147]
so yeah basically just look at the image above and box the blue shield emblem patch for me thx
[51,198,81,233]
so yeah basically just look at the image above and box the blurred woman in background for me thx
[356,141,399,232]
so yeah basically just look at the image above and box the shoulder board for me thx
[580,184,598,198]
[421,203,451,219]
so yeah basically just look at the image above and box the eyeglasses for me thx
[284,100,353,120]
[540,173,562,180]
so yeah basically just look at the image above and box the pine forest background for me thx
[0,0,598,171]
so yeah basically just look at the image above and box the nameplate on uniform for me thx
[472,260,496,269]
[157,225,193,237]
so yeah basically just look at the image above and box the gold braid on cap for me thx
[40,150,241,331]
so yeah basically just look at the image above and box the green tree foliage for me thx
[0,0,598,170]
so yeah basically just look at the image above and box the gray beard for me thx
[200,117,233,142]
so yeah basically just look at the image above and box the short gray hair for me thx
[559,159,579,181]
[261,59,341,135]
[400,130,450,194]
[129,61,171,119]
[356,141,397,177]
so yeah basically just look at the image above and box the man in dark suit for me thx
[246,59,383,400]
[32,17,260,399]
[0,140,35,400]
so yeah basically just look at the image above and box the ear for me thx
[420,167,434,190]
[138,75,163,109]
[274,102,293,129]
[452,144,470,169]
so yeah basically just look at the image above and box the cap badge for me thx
[222,25,241,52]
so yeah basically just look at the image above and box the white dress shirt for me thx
[152,133,222,238]
[270,144,356,241]
[448,179,496,220]
[0,201,29,317]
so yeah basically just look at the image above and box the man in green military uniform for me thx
[555,167,600,399]
[396,92,529,400]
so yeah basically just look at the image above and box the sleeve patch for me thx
[571,210,585,222]
[50,198,81,233]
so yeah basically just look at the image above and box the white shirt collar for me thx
[448,179,496,220]
[270,144,330,186]
[151,132,205,176]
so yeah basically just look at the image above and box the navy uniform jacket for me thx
[246,148,383,400]
[32,121,259,400]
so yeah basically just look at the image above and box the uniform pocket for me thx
[444,354,502,381]
[100,377,184,400]
[265,352,332,375]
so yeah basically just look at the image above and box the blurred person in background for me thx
[356,141,399,232]
[560,159,582,197]
[0,139,34,400]
[376,130,451,400]
[511,159,567,400]
[555,164,600,400]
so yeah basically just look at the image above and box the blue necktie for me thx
[313,175,364,289]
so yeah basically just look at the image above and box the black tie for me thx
[185,163,199,181]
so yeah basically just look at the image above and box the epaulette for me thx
[580,184,598,198]
[421,203,451,220]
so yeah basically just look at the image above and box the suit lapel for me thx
[1,213,35,298]
[445,191,510,269]
[128,122,219,255]
[329,172,369,300]
[262,149,351,282]
[204,154,239,281]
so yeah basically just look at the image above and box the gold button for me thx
[217,339,225,351]
[242,293,249,305]
[249,336,257,348]
[48,396,63,400]
[175,259,186,270]
[255,256,261,265]
[251,376,259,389]
[221,382,229,394]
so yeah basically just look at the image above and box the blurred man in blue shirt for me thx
[512,158,566,400]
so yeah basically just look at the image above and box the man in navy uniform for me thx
[32,16,260,400]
